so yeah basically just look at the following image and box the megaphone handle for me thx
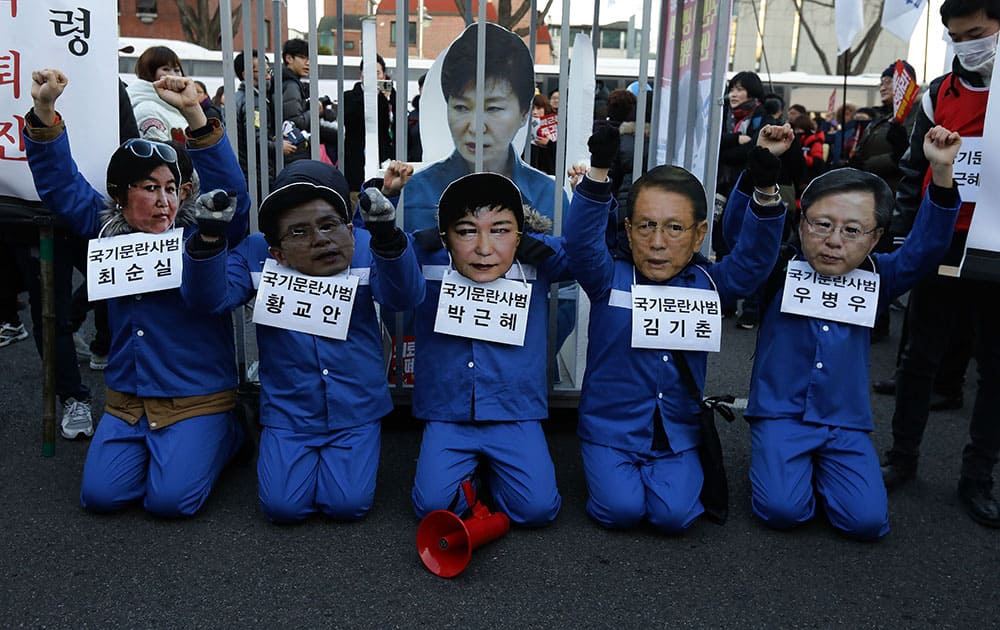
[460,479,477,509]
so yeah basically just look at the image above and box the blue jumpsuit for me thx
[725,179,960,540]
[24,121,251,517]
[565,175,785,532]
[410,232,572,526]
[182,230,425,523]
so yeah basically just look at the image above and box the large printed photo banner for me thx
[0,1,118,202]
[960,39,1000,282]
[653,0,723,182]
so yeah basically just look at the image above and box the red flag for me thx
[828,88,837,119]
[892,60,919,123]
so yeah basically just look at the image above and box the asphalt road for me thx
[1,302,997,628]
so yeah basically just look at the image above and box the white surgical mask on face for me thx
[953,32,1000,76]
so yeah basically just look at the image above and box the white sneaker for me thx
[89,352,108,371]
[73,333,91,360]
[61,397,94,439]
[0,322,29,348]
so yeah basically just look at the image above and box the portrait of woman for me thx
[400,23,566,232]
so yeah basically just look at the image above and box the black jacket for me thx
[342,82,396,191]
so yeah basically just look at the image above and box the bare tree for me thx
[174,0,243,50]
[452,0,556,35]
[794,0,886,75]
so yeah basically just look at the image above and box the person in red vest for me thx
[881,0,1000,529]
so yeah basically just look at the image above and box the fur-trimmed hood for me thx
[96,170,201,237]
[619,121,650,137]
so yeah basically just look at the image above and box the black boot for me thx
[957,478,1000,528]
[881,454,917,492]
[872,378,896,395]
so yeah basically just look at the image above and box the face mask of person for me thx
[953,32,999,76]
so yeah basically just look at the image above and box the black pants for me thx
[0,246,23,325]
[889,272,1000,482]
[12,230,89,404]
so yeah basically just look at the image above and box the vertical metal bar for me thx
[38,222,55,456]
[474,4,487,173]
[647,0,667,171]
[465,0,473,26]
[256,0,271,199]
[702,0,734,204]
[664,0,684,162]
[592,0,601,59]
[701,0,735,257]
[219,0,247,385]
[337,0,346,173]
[308,0,321,161]
[242,0,258,225]
[523,0,537,162]
[272,1,285,175]
[682,1,706,165]
[632,0,652,186]
[395,0,409,164]
[552,0,570,236]
[219,0,239,153]
[546,0,572,394]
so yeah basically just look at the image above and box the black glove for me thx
[588,125,620,169]
[746,146,781,190]
[193,189,237,239]
[359,188,403,253]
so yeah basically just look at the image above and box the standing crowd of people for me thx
[3,0,998,540]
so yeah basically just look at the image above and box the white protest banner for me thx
[433,270,531,346]
[835,0,865,55]
[630,284,722,351]
[564,33,595,171]
[881,0,925,43]
[86,229,183,300]
[1,2,118,201]
[961,46,1000,282]
[779,260,879,327]
[252,259,360,341]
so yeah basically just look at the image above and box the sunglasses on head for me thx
[122,138,178,164]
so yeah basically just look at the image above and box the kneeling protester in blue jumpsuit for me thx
[564,125,790,532]
[24,69,250,517]
[725,125,963,540]
[406,172,572,526]
[183,160,425,523]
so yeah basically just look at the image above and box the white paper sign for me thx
[252,259,360,340]
[433,270,531,346]
[779,260,880,327]
[952,136,982,204]
[630,284,722,351]
[86,229,183,300]
[2,2,118,201]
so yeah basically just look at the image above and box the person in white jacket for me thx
[127,46,190,142]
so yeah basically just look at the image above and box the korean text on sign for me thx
[630,284,722,352]
[86,228,183,300]
[252,258,360,340]
[952,136,982,204]
[779,259,880,328]
[433,270,531,346]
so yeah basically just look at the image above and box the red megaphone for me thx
[416,480,511,577]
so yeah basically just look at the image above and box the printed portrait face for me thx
[443,206,521,283]
[447,78,529,175]
[798,190,881,277]
[626,187,707,283]
[121,164,179,234]
[269,200,355,277]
